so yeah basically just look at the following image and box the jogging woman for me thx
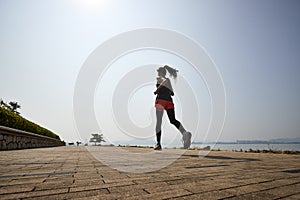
[154,65,192,150]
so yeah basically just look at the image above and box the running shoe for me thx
[154,144,162,151]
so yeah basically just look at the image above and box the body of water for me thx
[110,139,300,151]
[192,143,300,151]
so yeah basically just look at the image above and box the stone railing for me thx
[0,126,65,150]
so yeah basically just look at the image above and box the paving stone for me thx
[0,185,34,195]
[267,183,300,198]
[69,181,135,192]
[0,146,299,199]
[73,178,104,186]
[281,193,300,200]
[8,177,46,185]
[124,188,192,200]
[23,188,109,200]
[108,185,149,197]
[0,188,68,200]
[225,191,277,200]
[197,190,236,199]
[170,194,202,200]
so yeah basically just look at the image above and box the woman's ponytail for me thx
[164,65,178,79]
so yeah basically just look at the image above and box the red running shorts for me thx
[155,99,174,111]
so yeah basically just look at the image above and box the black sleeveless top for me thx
[156,78,173,102]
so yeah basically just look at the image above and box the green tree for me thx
[8,101,21,115]
[0,99,4,107]
[89,133,105,146]
[0,99,10,110]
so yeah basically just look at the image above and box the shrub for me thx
[0,107,60,140]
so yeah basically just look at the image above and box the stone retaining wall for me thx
[0,126,65,150]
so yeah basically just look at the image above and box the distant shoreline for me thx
[193,138,300,145]
[192,142,300,145]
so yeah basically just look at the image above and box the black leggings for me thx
[156,109,186,144]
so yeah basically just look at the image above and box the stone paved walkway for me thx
[0,146,299,199]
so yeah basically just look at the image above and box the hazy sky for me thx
[1,0,300,144]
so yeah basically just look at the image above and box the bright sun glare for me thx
[73,0,113,16]
[83,0,107,7]
[77,0,109,11]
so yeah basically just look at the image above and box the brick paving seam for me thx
[273,191,300,200]
[219,182,300,200]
